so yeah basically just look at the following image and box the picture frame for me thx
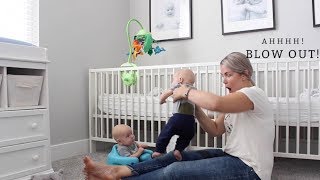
[149,0,192,42]
[221,0,275,35]
[313,0,320,27]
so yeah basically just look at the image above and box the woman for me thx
[83,52,275,180]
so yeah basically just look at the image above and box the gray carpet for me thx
[272,158,320,180]
[52,152,320,180]
[52,152,106,180]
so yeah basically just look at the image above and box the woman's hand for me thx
[172,85,189,102]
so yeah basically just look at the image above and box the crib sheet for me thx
[98,94,173,118]
[269,97,320,126]
[97,94,320,125]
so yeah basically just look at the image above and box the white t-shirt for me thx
[223,86,274,180]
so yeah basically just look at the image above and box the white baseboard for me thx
[51,139,89,161]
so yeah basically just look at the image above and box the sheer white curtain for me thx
[0,0,39,46]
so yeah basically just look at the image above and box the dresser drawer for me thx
[0,109,49,147]
[0,140,51,180]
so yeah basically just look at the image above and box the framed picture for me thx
[221,0,275,35]
[313,0,320,27]
[149,0,192,42]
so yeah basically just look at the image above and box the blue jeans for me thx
[125,149,260,180]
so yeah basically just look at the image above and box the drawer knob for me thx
[32,155,40,161]
[31,123,38,129]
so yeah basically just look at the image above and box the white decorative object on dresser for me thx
[0,42,52,180]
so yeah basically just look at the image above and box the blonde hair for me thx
[220,52,255,85]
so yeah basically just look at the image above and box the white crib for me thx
[89,59,320,160]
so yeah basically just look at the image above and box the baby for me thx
[246,0,267,20]
[155,1,180,31]
[153,69,196,160]
[229,0,267,22]
[112,124,147,158]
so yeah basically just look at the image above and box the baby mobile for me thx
[121,18,165,86]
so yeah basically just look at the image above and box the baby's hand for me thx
[138,147,145,152]
[139,144,148,148]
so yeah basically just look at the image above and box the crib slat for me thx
[94,72,98,138]
[157,69,161,137]
[296,61,300,154]
[272,69,274,97]
[205,66,209,147]
[143,69,147,142]
[151,69,154,143]
[100,72,103,138]
[105,73,110,139]
[117,71,120,125]
[137,70,141,142]
[307,61,311,155]
[111,71,115,132]
[285,62,289,153]
[165,68,169,122]
[130,81,134,131]
[275,62,279,153]
[89,71,93,152]
[310,65,315,154]
[123,78,127,125]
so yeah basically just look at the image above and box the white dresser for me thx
[0,42,52,180]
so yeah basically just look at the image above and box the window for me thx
[0,0,39,46]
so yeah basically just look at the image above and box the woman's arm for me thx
[173,85,253,113]
[195,105,226,137]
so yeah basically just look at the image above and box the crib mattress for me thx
[97,94,320,125]
[98,94,173,118]
[269,97,320,125]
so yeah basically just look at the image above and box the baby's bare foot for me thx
[152,152,163,158]
[174,150,182,161]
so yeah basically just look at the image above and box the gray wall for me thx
[40,0,129,145]
[40,0,319,147]
[132,0,320,66]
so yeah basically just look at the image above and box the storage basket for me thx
[7,74,43,107]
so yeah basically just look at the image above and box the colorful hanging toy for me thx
[121,19,165,86]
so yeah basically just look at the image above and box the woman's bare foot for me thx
[174,150,182,161]
[83,156,131,180]
[152,152,163,158]
[83,156,116,180]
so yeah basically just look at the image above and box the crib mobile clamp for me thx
[121,18,165,86]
